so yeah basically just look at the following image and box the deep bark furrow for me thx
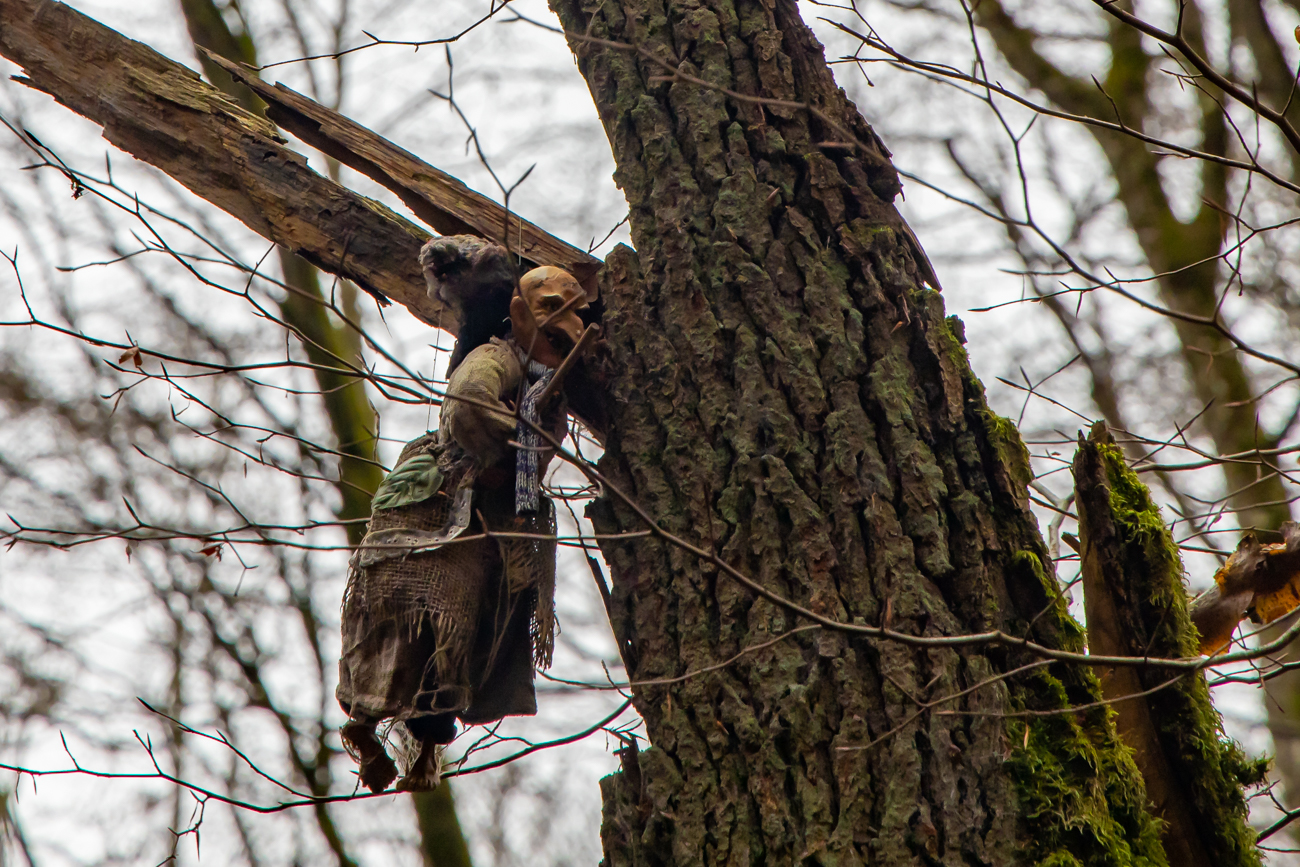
[555,0,1167,864]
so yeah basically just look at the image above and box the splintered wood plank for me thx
[0,0,447,326]
[206,52,602,294]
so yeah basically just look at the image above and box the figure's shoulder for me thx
[456,337,520,378]
[486,335,519,357]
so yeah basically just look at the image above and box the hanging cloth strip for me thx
[515,358,555,514]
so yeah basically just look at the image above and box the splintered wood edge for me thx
[0,0,448,327]
[205,51,604,298]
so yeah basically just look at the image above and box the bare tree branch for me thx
[0,0,441,322]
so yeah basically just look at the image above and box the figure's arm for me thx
[440,341,521,466]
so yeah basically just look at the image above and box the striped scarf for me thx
[515,358,555,514]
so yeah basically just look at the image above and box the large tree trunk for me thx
[548,1,1181,863]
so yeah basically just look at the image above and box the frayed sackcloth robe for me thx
[337,338,566,726]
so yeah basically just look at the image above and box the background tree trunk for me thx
[173,5,472,862]
[549,0,1186,862]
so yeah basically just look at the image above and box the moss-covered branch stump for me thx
[1074,423,1264,867]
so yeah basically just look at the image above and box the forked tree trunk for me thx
[548,0,1202,863]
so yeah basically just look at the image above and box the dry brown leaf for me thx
[118,346,143,370]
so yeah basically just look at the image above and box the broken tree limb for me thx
[1074,422,1263,867]
[204,52,602,296]
[0,0,428,325]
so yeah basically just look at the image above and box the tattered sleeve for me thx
[439,342,522,466]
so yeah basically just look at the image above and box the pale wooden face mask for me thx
[514,266,588,350]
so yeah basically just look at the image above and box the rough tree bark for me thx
[1076,424,1262,867]
[545,1,1251,863]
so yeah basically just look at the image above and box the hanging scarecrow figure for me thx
[336,235,594,792]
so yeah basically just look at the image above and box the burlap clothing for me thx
[337,338,566,728]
